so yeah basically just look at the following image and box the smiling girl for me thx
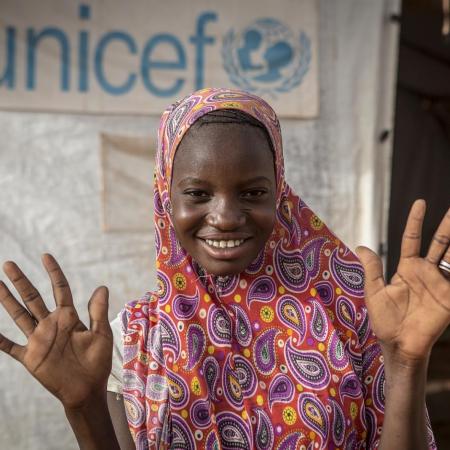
[0,88,449,449]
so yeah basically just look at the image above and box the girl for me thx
[0,88,449,449]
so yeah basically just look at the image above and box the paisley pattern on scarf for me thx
[120,88,436,449]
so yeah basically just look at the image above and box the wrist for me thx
[65,391,120,450]
[64,390,108,416]
[380,344,429,388]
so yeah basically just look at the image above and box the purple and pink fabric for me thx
[120,88,436,449]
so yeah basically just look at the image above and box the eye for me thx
[183,190,210,199]
[241,189,267,199]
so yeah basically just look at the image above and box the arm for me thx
[356,200,448,449]
[0,254,120,449]
[378,353,429,449]
[106,314,136,449]
[107,392,136,450]
[66,392,121,450]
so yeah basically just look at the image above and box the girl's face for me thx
[170,123,277,276]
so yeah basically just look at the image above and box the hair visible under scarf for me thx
[184,109,274,155]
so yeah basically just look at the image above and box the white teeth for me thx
[205,239,245,249]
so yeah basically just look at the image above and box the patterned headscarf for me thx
[121,88,386,449]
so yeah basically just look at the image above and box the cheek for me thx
[171,201,204,236]
[253,203,277,236]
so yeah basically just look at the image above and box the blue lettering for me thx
[79,4,91,20]
[4,9,222,97]
[189,12,217,90]
[141,34,186,97]
[78,4,90,92]
[94,31,137,95]
[26,27,70,91]
[0,27,16,89]
[78,31,89,92]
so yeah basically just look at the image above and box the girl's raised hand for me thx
[356,200,450,365]
[0,254,113,409]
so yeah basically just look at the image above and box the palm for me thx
[25,308,112,407]
[357,200,450,362]
[0,255,113,409]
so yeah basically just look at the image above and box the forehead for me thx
[172,123,275,182]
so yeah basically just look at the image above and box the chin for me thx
[202,260,249,277]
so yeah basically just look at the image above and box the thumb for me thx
[88,286,111,336]
[355,246,386,298]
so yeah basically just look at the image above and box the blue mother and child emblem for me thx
[222,18,311,97]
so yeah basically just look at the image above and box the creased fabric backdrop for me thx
[0,0,399,448]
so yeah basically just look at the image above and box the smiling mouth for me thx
[197,237,251,261]
[204,239,245,249]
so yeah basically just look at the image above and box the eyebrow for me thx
[177,176,273,188]
[240,176,273,185]
[177,177,208,187]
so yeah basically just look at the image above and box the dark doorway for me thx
[387,0,450,446]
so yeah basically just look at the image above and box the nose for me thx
[206,197,246,230]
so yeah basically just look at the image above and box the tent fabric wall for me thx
[0,1,399,448]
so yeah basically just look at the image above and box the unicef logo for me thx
[222,18,311,96]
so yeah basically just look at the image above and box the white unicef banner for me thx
[0,0,318,117]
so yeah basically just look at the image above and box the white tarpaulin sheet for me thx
[0,0,319,117]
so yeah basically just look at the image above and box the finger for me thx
[442,244,450,263]
[355,246,386,297]
[400,199,426,259]
[2,261,50,321]
[390,273,402,285]
[0,333,25,362]
[420,262,450,312]
[439,245,450,280]
[0,280,36,337]
[41,254,73,307]
[426,206,450,265]
[88,286,111,337]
